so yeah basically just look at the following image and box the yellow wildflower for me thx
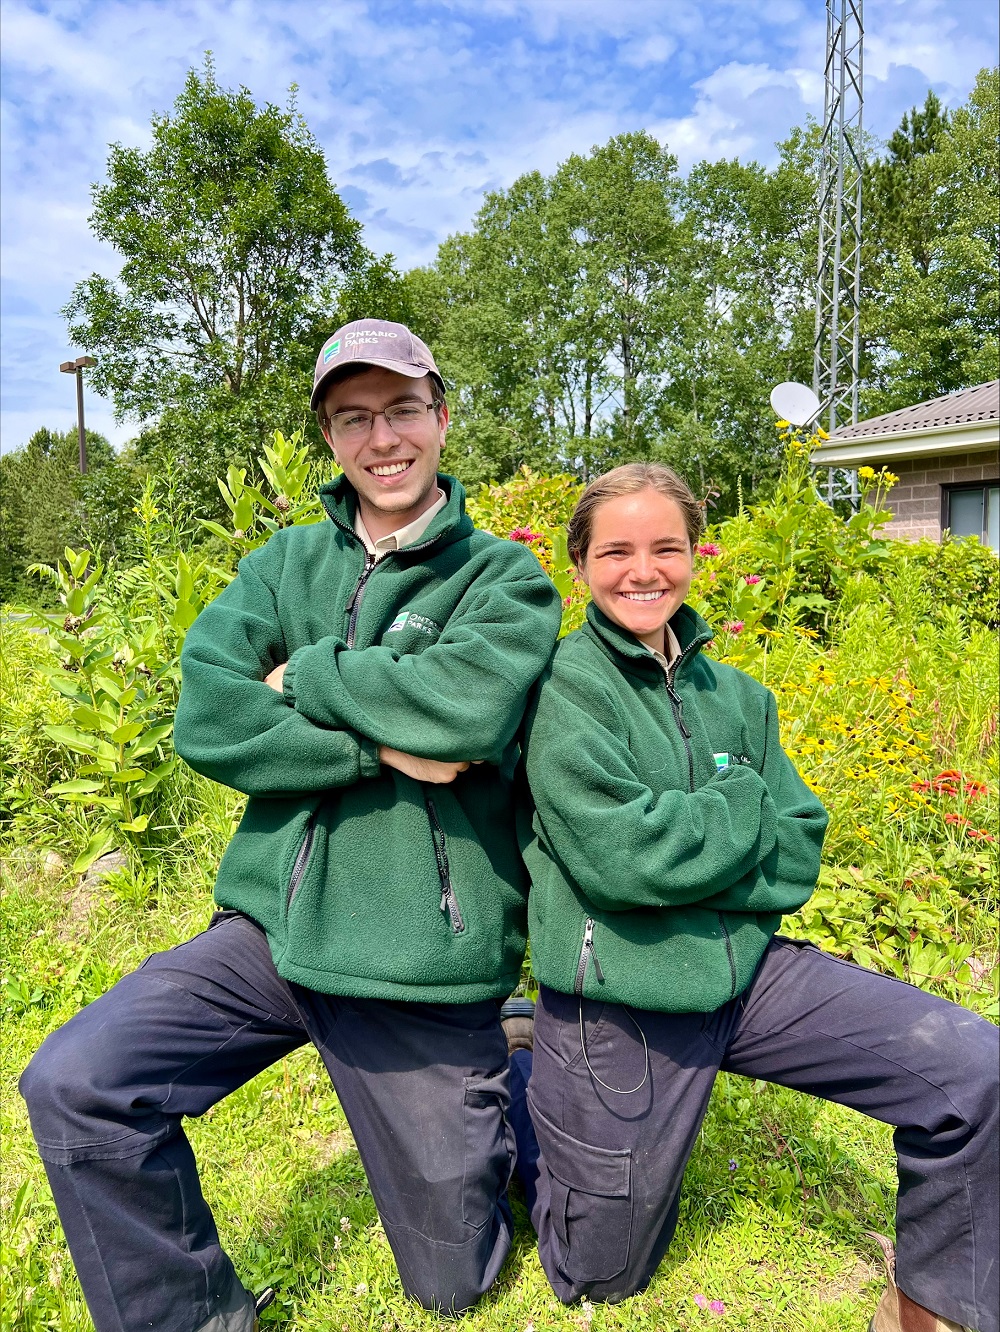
[858,466,875,480]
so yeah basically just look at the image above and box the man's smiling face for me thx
[320,366,448,538]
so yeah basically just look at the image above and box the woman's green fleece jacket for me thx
[521,602,829,1014]
[174,474,562,1003]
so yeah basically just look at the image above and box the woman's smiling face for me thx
[578,489,694,653]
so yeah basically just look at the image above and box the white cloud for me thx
[650,62,818,169]
[621,34,678,68]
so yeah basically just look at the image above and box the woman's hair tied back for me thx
[567,462,704,567]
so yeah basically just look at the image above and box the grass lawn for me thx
[1,856,899,1331]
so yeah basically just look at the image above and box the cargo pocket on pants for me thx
[462,1068,516,1230]
[531,1101,632,1284]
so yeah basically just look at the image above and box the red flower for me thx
[509,527,541,543]
[915,771,991,800]
[743,574,762,585]
[943,812,970,826]
[697,542,721,557]
[967,828,997,842]
[722,620,744,635]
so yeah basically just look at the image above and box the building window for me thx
[945,484,1000,553]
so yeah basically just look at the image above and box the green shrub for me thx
[888,531,999,630]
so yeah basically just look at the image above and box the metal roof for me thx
[830,381,999,440]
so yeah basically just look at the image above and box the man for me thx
[20,319,562,1332]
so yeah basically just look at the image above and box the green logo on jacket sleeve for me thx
[388,611,410,632]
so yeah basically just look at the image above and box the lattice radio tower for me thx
[813,0,863,505]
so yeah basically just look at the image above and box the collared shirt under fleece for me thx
[520,601,829,1014]
[354,487,447,556]
[174,472,562,1004]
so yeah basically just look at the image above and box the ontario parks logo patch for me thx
[386,611,441,637]
[323,339,341,363]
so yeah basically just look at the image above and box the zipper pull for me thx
[666,684,692,738]
[583,919,605,982]
[344,555,376,615]
[440,889,449,913]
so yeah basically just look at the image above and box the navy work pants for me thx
[509,937,999,1332]
[20,912,516,1332]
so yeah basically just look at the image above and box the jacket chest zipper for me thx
[573,917,605,995]
[425,796,465,933]
[286,816,316,911]
[664,674,694,794]
[342,533,439,649]
[344,554,377,648]
[666,655,737,998]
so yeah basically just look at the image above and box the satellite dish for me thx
[770,382,821,426]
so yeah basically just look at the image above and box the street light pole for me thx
[59,355,97,473]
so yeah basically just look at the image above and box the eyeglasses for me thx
[326,400,439,443]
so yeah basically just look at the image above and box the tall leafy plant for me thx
[28,484,226,870]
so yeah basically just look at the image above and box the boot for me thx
[253,1287,276,1327]
[866,1233,972,1332]
[499,997,535,1055]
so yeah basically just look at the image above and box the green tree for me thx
[419,128,819,509]
[424,133,693,486]
[64,59,409,513]
[663,123,819,503]
[865,89,950,278]
[0,428,113,603]
[862,71,999,412]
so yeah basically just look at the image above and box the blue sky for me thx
[1,0,996,453]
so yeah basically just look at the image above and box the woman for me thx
[510,464,997,1332]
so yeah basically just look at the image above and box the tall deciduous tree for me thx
[862,70,999,413]
[64,59,409,510]
[420,129,819,508]
[424,133,694,485]
[662,123,819,500]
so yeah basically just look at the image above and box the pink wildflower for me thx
[509,526,541,543]
[722,620,745,635]
[562,596,573,608]
[710,1300,726,1315]
[694,1294,709,1309]
[697,542,721,557]
[743,574,762,585]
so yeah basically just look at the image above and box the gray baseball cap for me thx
[310,318,444,410]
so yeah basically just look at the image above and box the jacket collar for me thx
[319,472,473,552]
[583,600,714,676]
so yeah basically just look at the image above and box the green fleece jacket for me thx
[174,474,562,1002]
[521,602,829,1013]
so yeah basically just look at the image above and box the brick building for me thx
[811,381,999,552]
